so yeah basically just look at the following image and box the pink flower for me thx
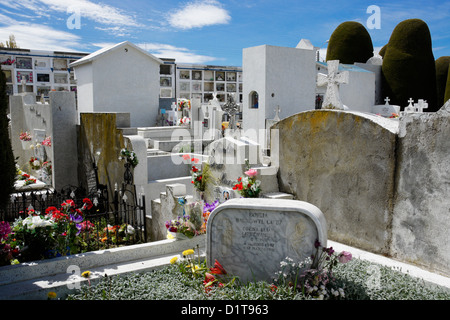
[338,251,352,263]
[182,154,190,160]
[244,169,258,178]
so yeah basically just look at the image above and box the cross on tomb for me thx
[384,97,390,105]
[415,99,428,113]
[222,94,240,130]
[316,60,349,110]
[21,76,27,93]
[274,106,281,121]
[405,98,415,113]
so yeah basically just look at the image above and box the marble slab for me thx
[206,198,327,283]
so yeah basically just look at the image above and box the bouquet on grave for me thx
[165,215,198,239]
[42,136,51,147]
[178,99,191,111]
[29,157,41,170]
[119,148,139,168]
[233,168,261,198]
[19,131,32,141]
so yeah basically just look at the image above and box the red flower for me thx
[192,166,199,173]
[83,198,93,210]
[233,182,243,191]
[191,158,199,164]
[209,259,227,275]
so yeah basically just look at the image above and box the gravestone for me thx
[372,97,400,118]
[206,198,327,283]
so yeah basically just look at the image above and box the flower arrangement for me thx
[177,116,191,126]
[1,58,15,65]
[24,178,37,185]
[233,168,261,198]
[29,157,41,170]
[178,99,191,111]
[19,131,32,141]
[165,200,219,239]
[272,240,352,300]
[119,148,138,168]
[42,161,52,176]
[183,155,214,193]
[165,215,198,239]
[0,199,137,265]
[42,136,51,147]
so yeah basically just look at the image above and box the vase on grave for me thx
[194,190,205,201]
[21,140,31,150]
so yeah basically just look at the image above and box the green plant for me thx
[119,148,138,168]
[326,21,374,64]
[382,19,438,111]
[66,255,450,301]
[435,56,450,107]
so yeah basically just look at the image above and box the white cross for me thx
[21,76,27,93]
[316,60,349,110]
[404,98,415,113]
[415,99,428,113]
[274,106,281,121]
[385,97,390,105]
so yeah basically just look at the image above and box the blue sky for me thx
[1,0,449,66]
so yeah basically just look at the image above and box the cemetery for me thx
[0,18,450,300]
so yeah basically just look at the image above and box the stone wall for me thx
[77,113,126,197]
[392,103,450,276]
[272,107,450,276]
[272,110,398,255]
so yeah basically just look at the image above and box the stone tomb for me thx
[206,198,327,283]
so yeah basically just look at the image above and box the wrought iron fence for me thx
[0,183,147,252]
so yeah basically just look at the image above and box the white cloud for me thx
[40,0,141,26]
[91,41,218,64]
[0,15,83,51]
[139,42,218,64]
[167,0,231,29]
[0,23,82,51]
[0,0,141,27]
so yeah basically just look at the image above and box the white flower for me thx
[23,216,53,230]
[126,224,135,234]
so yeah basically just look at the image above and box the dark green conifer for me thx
[381,19,437,111]
[326,21,374,64]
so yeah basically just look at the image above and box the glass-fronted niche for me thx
[16,57,32,69]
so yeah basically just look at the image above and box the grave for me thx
[69,41,163,127]
[206,198,327,283]
[372,97,401,118]
[9,91,78,190]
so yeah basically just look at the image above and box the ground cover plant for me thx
[66,246,450,301]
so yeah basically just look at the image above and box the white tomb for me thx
[242,43,317,149]
[70,41,163,127]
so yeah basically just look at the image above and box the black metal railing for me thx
[0,183,147,253]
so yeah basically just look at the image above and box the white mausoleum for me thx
[70,41,163,127]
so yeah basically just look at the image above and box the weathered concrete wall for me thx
[273,107,450,277]
[392,102,450,276]
[272,110,399,255]
[78,113,126,198]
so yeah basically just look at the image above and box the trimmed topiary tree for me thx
[381,19,438,111]
[436,56,450,108]
[0,68,16,214]
[326,21,374,64]
[444,64,450,105]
